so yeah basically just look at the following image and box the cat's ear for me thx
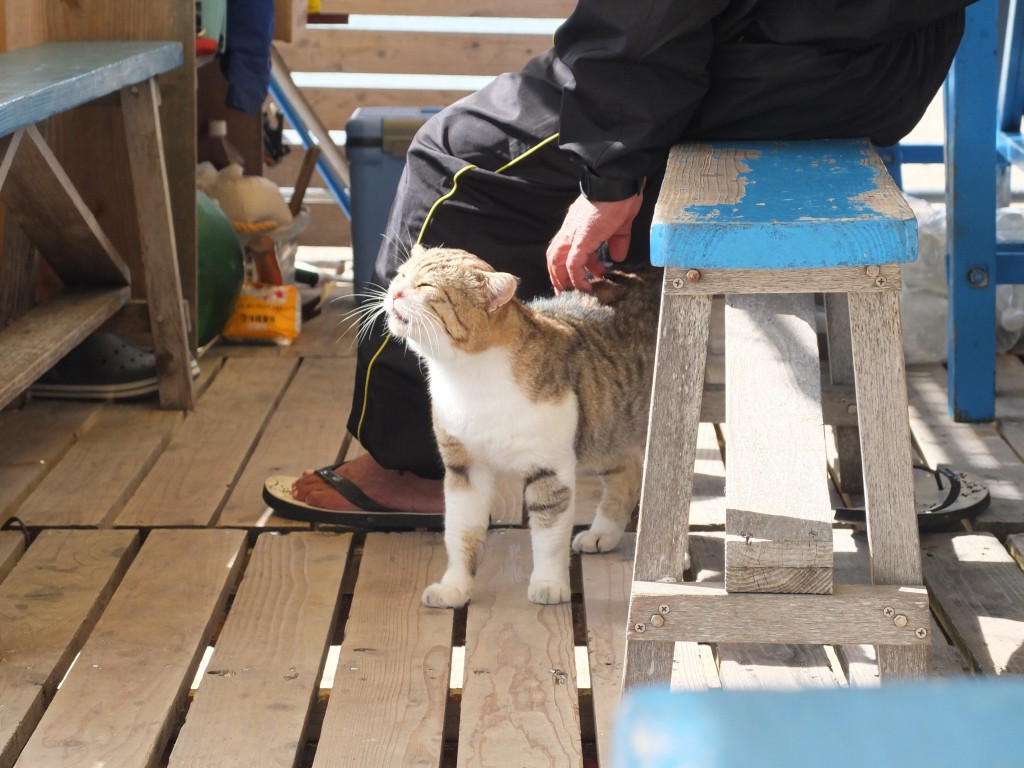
[485,272,518,312]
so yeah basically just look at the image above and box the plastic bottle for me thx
[207,119,246,170]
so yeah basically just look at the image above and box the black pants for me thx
[347,15,964,479]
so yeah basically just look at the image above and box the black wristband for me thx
[579,166,644,202]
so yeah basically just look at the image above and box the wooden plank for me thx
[909,364,1024,536]
[314,532,452,768]
[458,529,581,767]
[169,532,352,768]
[651,141,916,269]
[121,78,194,409]
[0,286,130,412]
[0,529,138,768]
[0,531,24,583]
[114,357,297,528]
[0,400,103,519]
[278,29,552,77]
[624,291,711,688]
[0,127,129,285]
[14,529,245,768]
[921,532,1024,675]
[320,0,574,16]
[688,533,842,690]
[218,357,355,528]
[662,265,901,295]
[0,42,182,136]
[14,403,182,527]
[724,293,833,594]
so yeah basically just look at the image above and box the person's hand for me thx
[546,194,644,292]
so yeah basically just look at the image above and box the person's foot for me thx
[291,452,444,514]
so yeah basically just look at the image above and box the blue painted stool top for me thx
[651,138,918,269]
[614,678,1024,768]
[0,41,183,139]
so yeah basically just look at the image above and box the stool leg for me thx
[848,290,927,678]
[120,78,194,410]
[824,293,863,495]
[623,289,711,689]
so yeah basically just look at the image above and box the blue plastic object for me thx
[345,106,440,297]
[614,679,1024,768]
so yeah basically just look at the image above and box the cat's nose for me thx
[392,289,404,300]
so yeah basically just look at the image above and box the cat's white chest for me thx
[426,347,575,469]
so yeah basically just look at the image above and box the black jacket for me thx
[551,0,975,182]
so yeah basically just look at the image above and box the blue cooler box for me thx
[345,106,441,298]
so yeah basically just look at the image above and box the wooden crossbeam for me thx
[627,581,930,646]
[0,127,129,285]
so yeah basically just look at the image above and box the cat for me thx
[381,244,663,607]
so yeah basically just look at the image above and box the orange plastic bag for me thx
[221,281,302,345]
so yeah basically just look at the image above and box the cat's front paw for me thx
[572,528,623,554]
[528,579,571,605]
[422,582,470,609]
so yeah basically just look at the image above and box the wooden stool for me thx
[623,139,929,686]
[0,42,194,411]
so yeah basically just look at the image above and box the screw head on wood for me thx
[866,265,881,277]
[894,614,909,628]
[915,627,928,639]
[685,269,702,283]
[634,622,646,633]
[874,276,886,287]
[883,607,895,618]
[658,604,670,615]
[671,277,684,289]
[650,614,665,628]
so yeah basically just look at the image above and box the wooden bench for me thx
[0,41,194,410]
[625,139,928,686]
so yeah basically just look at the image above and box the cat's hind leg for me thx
[572,450,642,554]
[524,465,576,604]
[422,463,493,609]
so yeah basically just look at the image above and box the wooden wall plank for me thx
[921,532,1024,675]
[218,357,356,528]
[14,529,245,768]
[1009,533,1024,569]
[315,532,452,768]
[459,529,582,767]
[320,0,574,17]
[278,30,551,76]
[303,88,468,131]
[114,357,297,528]
[0,529,139,768]
[15,404,181,527]
[169,532,352,768]
[908,365,1024,536]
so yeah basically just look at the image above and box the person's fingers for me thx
[606,230,632,263]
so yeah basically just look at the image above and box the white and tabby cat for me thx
[382,245,663,607]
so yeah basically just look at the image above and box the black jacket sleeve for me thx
[553,0,728,182]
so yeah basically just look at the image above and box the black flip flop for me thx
[263,466,444,530]
[834,464,990,530]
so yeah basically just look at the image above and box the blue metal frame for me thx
[268,72,352,219]
[945,0,1001,422]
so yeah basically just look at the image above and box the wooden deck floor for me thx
[2,283,1024,767]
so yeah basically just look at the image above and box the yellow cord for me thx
[356,132,561,442]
